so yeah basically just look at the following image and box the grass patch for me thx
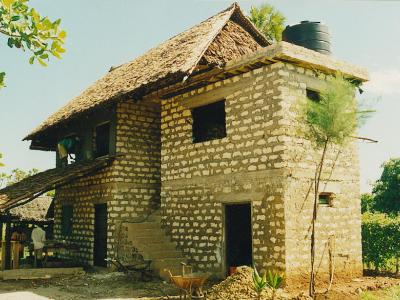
[362,285,400,300]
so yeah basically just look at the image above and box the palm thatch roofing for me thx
[6,196,53,223]
[25,3,268,143]
[0,158,113,211]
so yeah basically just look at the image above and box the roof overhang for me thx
[145,41,369,100]
[0,157,113,211]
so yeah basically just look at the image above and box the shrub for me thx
[362,213,400,272]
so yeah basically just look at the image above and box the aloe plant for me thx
[266,270,284,300]
[253,266,284,300]
[252,267,268,300]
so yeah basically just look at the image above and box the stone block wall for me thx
[276,63,363,279]
[160,64,290,274]
[54,99,161,265]
[160,61,362,280]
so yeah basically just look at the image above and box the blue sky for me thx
[0,0,399,192]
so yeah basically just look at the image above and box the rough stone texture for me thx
[161,64,289,274]
[53,56,362,280]
[53,100,161,265]
[278,62,363,280]
[160,61,362,280]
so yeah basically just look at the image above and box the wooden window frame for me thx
[318,192,334,206]
[94,122,111,158]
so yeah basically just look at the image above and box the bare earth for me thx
[0,269,398,300]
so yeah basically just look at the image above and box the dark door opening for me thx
[225,203,253,271]
[94,203,108,267]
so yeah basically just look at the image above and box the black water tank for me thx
[282,21,331,55]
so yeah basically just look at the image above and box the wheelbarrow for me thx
[165,263,210,300]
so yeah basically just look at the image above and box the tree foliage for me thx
[362,212,400,273]
[297,73,373,297]
[248,3,285,42]
[0,0,66,88]
[372,158,400,215]
[0,153,4,167]
[0,167,38,188]
[361,193,375,213]
[299,74,371,147]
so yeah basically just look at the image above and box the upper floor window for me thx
[192,100,226,143]
[306,89,320,102]
[95,122,110,157]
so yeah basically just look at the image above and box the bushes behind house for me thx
[362,212,400,273]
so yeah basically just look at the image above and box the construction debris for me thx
[206,266,272,300]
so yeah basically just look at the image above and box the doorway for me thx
[94,203,108,267]
[225,203,253,272]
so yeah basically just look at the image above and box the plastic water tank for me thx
[282,21,331,55]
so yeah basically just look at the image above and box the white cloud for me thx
[364,69,400,96]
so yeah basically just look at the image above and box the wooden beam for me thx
[4,217,11,270]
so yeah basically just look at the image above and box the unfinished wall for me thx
[160,64,289,274]
[277,63,363,280]
[54,99,161,265]
[160,61,362,280]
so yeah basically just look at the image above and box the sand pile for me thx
[206,266,272,300]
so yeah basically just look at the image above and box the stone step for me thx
[122,215,187,281]
[141,249,183,260]
[126,228,168,238]
[125,222,160,231]
[151,258,186,270]
[128,236,171,248]
[136,241,178,252]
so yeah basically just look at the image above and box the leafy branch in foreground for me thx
[0,0,66,88]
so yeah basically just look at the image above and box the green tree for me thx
[248,3,285,42]
[0,153,4,167]
[372,158,400,216]
[0,167,39,188]
[361,193,375,213]
[0,0,66,88]
[297,74,372,297]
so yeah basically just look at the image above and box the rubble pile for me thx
[206,266,271,300]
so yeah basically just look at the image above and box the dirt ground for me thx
[0,269,398,300]
[0,271,180,300]
[286,273,400,300]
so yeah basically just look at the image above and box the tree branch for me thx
[350,136,378,143]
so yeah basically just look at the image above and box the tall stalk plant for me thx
[297,74,373,298]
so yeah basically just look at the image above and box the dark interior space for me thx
[94,203,108,267]
[95,123,110,157]
[225,203,253,270]
[192,100,226,143]
[306,89,320,102]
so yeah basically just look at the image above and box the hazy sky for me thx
[0,0,399,192]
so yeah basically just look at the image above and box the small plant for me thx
[266,270,284,300]
[252,266,268,300]
[253,267,284,300]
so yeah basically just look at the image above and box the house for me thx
[0,3,368,281]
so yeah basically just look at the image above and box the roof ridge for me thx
[24,3,267,143]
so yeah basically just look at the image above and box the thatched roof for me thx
[25,3,268,143]
[0,158,113,211]
[7,196,53,222]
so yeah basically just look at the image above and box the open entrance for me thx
[225,203,253,273]
[94,203,107,267]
